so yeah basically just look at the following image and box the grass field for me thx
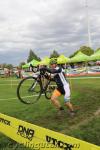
[0,76,100,149]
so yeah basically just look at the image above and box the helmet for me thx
[30,64,33,67]
[50,58,57,65]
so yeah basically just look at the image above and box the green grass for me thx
[0,76,100,149]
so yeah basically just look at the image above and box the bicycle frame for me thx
[38,74,51,93]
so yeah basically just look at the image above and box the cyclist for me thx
[40,59,75,117]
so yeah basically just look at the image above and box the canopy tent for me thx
[22,63,30,69]
[70,51,90,63]
[57,55,70,64]
[30,59,40,66]
[39,57,50,65]
[22,59,39,68]
[89,50,100,61]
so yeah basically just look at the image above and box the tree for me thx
[69,46,94,58]
[96,48,100,52]
[1,63,7,69]
[27,49,41,63]
[6,64,13,69]
[0,63,13,69]
[19,62,26,68]
[50,50,60,58]
[80,46,94,56]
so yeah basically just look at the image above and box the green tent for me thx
[89,50,100,61]
[30,59,40,66]
[22,59,39,68]
[39,57,50,65]
[70,51,90,63]
[57,55,70,64]
[22,63,30,69]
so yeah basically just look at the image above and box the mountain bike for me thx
[17,70,56,104]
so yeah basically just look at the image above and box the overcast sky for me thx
[0,0,100,65]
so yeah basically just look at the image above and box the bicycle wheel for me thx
[45,81,57,99]
[17,76,41,104]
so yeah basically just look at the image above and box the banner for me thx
[0,113,99,150]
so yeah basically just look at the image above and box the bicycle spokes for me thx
[17,77,41,104]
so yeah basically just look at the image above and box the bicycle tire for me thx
[17,76,42,104]
[45,81,57,99]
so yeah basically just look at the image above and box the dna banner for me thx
[0,113,99,150]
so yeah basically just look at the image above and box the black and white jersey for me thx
[45,66,68,88]
[44,66,70,97]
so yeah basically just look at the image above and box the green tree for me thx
[6,64,13,69]
[80,46,94,56]
[96,48,100,52]
[19,62,26,68]
[1,63,7,69]
[69,46,94,58]
[27,49,41,63]
[0,63,13,69]
[50,50,60,58]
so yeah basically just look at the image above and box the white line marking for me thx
[0,94,45,101]
[0,79,21,82]
[0,84,18,86]
[68,77,100,79]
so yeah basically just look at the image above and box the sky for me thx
[0,0,100,65]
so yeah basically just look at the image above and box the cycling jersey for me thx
[45,66,68,88]
[43,66,70,102]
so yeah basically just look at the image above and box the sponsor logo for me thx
[17,125,34,141]
[46,135,74,150]
[0,117,11,126]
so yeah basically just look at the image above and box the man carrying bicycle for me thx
[40,59,75,117]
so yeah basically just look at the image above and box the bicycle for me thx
[17,70,56,104]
